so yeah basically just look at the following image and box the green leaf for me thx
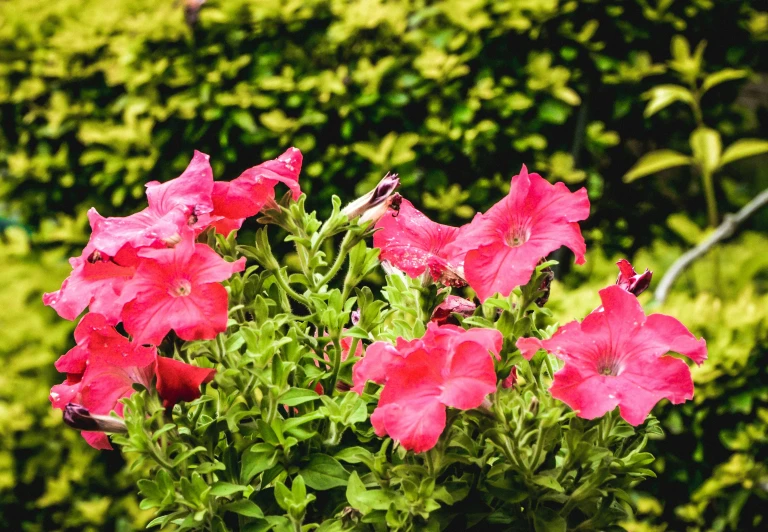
[623,150,691,182]
[346,471,393,513]
[690,127,722,175]
[642,85,695,118]
[701,69,748,94]
[279,387,321,406]
[334,446,375,466]
[241,444,278,484]
[532,475,565,493]
[300,454,350,490]
[533,508,567,532]
[223,499,265,519]
[720,139,768,167]
[210,482,247,498]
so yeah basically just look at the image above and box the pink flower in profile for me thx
[616,259,653,297]
[50,314,217,449]
[90,151,214,256]
[516,285,707,426]
[353,323,502,452]
[210,148,303,232]
[447,165,589,301]
[373,198,466,285]
[43,212,139,323]
[119,232,246,345]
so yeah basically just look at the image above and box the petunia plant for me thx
[44,148,706,531]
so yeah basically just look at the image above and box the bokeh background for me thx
[1,0,767,530]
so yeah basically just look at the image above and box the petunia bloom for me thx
[354,323,502,452]
[51,314,217,449]
[516,285,707,426]
[374,198,466,285]
[210,147,303,232]
[616,259,652,297]
[119,231,246,345]
[446,165,589,301]
[90,151,215,256]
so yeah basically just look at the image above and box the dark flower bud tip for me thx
[63,403,127,434]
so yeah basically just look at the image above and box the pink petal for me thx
[549,364,621,420]
[641,314,707,365]
[373,198,463,279]
[155,357,216,408]
[145,150,214,216]
[439,341,497,410]
[82,431,113,451]
[616,355,694,425]
[371,398,446,453]
[351,341,402,394]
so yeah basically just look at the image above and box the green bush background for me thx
[1,0,766,530]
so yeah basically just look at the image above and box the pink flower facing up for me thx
[50,313,216,449]
[516,285,707,426]
[446,165,589,302]
[353,323,503,453]
[90,151,215,256]
[373,198,466,286]
[119,231,246,345]
[210,147,303,234]
[616,259,653,297]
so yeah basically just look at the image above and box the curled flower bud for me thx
[342,173,400,224]
[430,295,476,326]
[351,309,361,326]
[616,259,652,297]
[63,403,128,434]
[502,367,518,389]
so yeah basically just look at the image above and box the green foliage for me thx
[0,228,148,530]
[1,0,766,251]
[108,196,659,531]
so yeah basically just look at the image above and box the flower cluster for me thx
[368,164,706,449]
[45,149,303,447]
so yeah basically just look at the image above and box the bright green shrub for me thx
[1,0,766,249]
[0,228,148,530]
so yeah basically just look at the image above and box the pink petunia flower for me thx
[373,198,466,285]
[446,165,589,301]
[43,212,139,323]
[119,232,246,345]
[516,285,707,426]
[90,151,215,256]
[50,314,216,449]
[210,147,303,232]
[616,259,653,297]
[353,323,502,452]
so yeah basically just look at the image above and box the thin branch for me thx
[654,187,768,303]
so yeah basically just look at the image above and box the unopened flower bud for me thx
[351,309,361,326]
[63,403,127,434]
[616,259,652,297]
[502,367,518,389]
[342,173,400,224]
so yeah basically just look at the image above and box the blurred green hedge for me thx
[1,0,766,250]
[0,228,149,531]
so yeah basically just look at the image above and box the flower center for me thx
[596,353,622,377]
[505,225,531,247]
[169,278,192,297]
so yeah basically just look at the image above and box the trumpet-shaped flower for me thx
[119,232,245,345]
[447,165,589,301]
[516,285,707,425]
[374,198,465,283]
[90,151,214,255]
[354,323,502,452]
[50,314,217,449]
[210,147,303,231]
